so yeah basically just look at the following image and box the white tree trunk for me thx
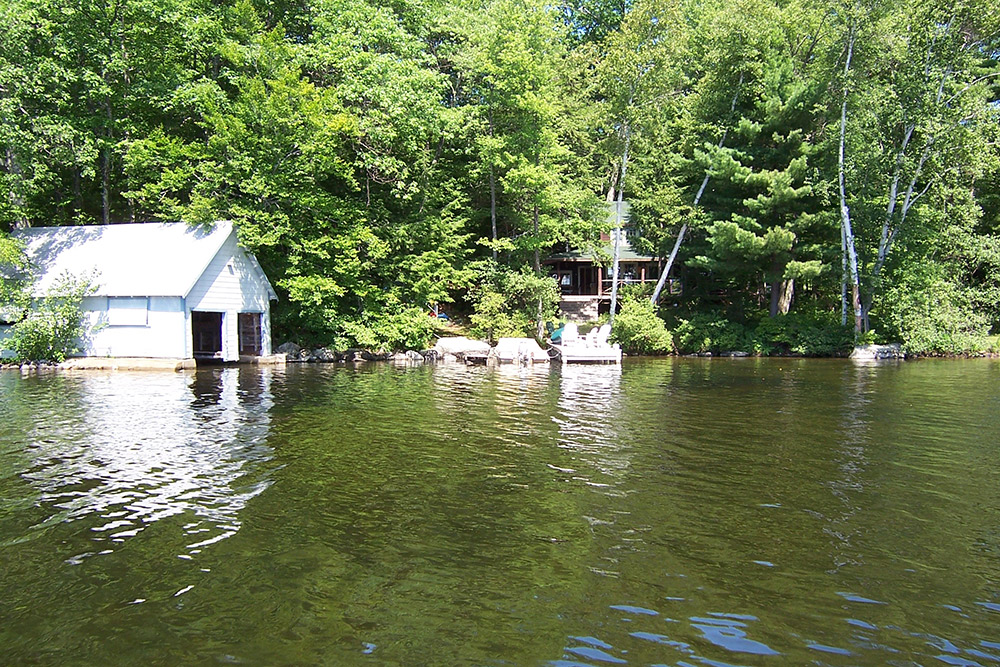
[650,77,743,305]
[608,128,630,329]
[838,26,863,333]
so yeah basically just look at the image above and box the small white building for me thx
[6,221,277,362]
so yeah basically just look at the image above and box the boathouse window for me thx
[238,312,262,356]
[107,297,148,326]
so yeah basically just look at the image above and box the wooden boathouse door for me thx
[238,312,262,356]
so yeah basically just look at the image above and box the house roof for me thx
[546,229,658,264]
[12,221,277,299]
[546,243,657,264]
[545,201,657,264]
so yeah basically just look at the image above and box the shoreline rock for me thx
[850,343,904,360]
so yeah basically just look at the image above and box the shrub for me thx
[670,309,852,356]
[751,311,853,356]
[610,298,673,355]
[672,313,749,354]
[881,274,990,355]
[339,306,437,351]
[3,272,98,362]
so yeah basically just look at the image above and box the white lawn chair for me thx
[561,322,580,346]
[590,324,611,347]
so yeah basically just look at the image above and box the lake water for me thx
[1,358,999,665]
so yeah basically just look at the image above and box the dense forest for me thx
[1,0,998,354]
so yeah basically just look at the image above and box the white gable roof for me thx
[13,221,276,299]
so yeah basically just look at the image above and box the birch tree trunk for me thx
[650,78,743,305]
[534,202,544,340]
[838,25,863,334]
[608,126,630,329]
[841,218,848,326]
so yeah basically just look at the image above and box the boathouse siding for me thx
[185,232,274,361]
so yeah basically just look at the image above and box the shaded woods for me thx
[1,0,998,353]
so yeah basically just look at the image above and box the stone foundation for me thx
[559,296,601,323]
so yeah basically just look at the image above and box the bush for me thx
[672,313,749,354]
[751,311,854,356]
[670,309,852,356]
[881,274,990,355]
[3,273,97,362]
[610,298,673,355]
[339,306,438,351]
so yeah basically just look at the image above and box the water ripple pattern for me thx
[2,359,1000,665]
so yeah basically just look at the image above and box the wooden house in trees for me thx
[544,202,662,322]
[6,221,278,363]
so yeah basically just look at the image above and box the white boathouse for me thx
[6,221,277,363]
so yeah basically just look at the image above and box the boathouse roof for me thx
[12,221,277,299]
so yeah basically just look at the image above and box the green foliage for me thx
[672,313,750,354]
[2,273,97,362]
[671,309,853,356]
[750,311,854,357]
[339,307,439,352]
[468,262,559,343]
[882,271,991,355]
[609,297,673,355]
[834,0,1000,334]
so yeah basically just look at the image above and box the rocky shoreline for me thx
[5,340,997,372]
[0,360,61,371]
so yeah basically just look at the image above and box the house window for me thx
[238,312,262,356]
[108,297,148,326]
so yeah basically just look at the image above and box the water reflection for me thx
[3,359,1000,665]
[15,368,275,561]
[555,364,627,479]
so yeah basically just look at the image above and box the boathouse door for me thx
[238,312,262,356]
[192,311,223,358]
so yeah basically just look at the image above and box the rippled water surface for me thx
[2,358,999,665]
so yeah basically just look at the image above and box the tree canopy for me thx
[1,0,998,353]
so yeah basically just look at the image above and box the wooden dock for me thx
[550,344,622,364]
